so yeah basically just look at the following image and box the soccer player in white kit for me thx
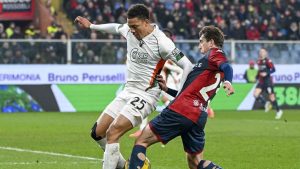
[75,4,193,169]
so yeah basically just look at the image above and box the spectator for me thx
[100,42,116,64]
[8,48,30,64]
[246,25,260,40]
[5,22,15,38]
[243,60,258,83]
[231,21,246,39]
[288,22,300,40]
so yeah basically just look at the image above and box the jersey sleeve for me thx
[117,24,130,38]
[159,36,182,62]
[266,58,275,69]
[209,51,228,70]
[266,58,275,74]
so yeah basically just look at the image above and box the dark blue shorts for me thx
[256,82,274,94]
[149,108,207,154]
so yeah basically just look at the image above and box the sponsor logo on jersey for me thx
[130,48,149,64]
[193,100,200,106]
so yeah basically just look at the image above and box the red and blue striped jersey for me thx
[168,48,227,123]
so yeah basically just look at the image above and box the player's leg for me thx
[90,91,128,169]
[129,117,148,138]
[183,111,222,169]
[90,113,114,150]
[104,92,157,169]
[129,124,159,169]
[129,108,187,169]
[253,85,266,105]
[196,159,222,169]
[267,86,283,119]
[103,114,134,169]
[187,153,222,169]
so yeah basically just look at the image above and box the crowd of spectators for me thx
[0,0,300,64]
[64,0,300,40]
[0,0,68,64]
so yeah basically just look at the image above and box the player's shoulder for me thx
[266,57,273,63]
[153,27,172,43]
[209,48,226,58]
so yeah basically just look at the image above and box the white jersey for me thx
[117,24,181,97]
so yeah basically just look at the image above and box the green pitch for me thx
[0,110,300,169]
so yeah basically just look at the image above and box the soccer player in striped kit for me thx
[128,26,234,169]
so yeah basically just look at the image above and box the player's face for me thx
[198,35,211,54]
[128,17,148,40]
[258,48,268,60]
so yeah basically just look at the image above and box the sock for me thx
[272,100,280,112]
[129,145,146,169]
[140,118,148,130]
[198,160,222,169]
[96,138,125,168]
[96,137,106,151]
[256,95,266,105]
[116,153,126,169]
[103,143,120,169]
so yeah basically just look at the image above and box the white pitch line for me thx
[0,161,99,165]
[0,161,58,165]
[0,146,101,161]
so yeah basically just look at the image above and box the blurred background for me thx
[0,0,299,112]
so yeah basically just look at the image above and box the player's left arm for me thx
[210,51,234,96]
[266,58,276,75]
[219,62,234,96]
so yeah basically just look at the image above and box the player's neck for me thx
[141,25,154,39]
[210,46,219,50]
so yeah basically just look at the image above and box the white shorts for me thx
[101,86,159,127]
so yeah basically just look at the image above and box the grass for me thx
[0,110,300,169]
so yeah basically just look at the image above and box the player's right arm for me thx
[74,16,123,34]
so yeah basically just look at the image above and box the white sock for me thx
[103,143,120,169]
[116,153,126,169]
[96,137,106,151]
[139,117,148,130]
[96,138,125,168]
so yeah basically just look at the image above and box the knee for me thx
[90,122,103,141]
[269,94,275,101]
[106,124,122,142]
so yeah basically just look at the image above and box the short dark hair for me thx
[199,26,224,48]
[127,4,150,20]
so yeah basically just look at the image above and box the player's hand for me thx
[156,75,168,92]
[223,81,234,96]
[260,72,267,77]
[74,16,91,29]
